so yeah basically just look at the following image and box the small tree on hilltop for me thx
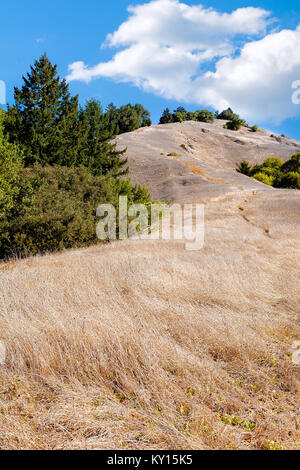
[194,110,215,123]
[159,108,174,124]
[134,104,152,128]
[224,117,246,131]
[216,107,239,121]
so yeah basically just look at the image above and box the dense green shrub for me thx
[253,172,274,186]
[0,110,24,218]
[236,153,300,190]
[167,152,182,157]
[281,153,300,173]
[274,171,300,189]
[194,110,215,123]
[251,125,259,132]
[172,112,186,123]
[0,165,151,259]
[260,157,284,168]
[236,160,252,176]
[224,117,246,131]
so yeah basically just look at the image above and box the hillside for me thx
[0,122,299,450]
[117,120,300,202]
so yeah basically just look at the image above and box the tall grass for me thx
[0,195,299,449]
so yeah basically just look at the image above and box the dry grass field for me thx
[0,189,299,450]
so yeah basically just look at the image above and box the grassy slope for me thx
[0,192,299,450]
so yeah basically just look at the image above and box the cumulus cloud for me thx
[66,0,300,122]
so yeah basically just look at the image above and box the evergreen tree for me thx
[114,104,141,134]
[103,103,151,134]
[159,108,173,124]
[79,99,128,177]
[105,102,120,135]
[173,106,187,115]
[5,54,81,166]
[134,104,152,127]
[216,108,239,121]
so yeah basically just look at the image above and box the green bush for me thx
[167,152,182,157]
[0,165,151,259]
[251,125,259,132]
[236,153,300,190]
[261,157,284,168]
[253,172,274,186]
[275,171,300,189]
[194,110,215,123]
[107,103,151,134]
[281,153,300,173]
[236,160,252,176]
[172,112,186,123]
[224,117,246,131]
[0,110,24,219]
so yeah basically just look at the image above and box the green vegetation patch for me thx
[237,154,300,189]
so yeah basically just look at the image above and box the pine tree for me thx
[5,55,128,178]
[5,54,81,166]
[134,104,152,127]
[79,99,128,177]
[159,108,173,124]
[114,104,141,134]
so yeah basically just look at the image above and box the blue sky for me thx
[1,0,300,138]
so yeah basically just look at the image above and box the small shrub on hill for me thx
[253,172,274,186]
[224,117,246,131]
[167,152,182,157]
[236,153,300,190]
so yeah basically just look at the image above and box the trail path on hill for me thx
[116,120,300,241]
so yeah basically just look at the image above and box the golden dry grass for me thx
[0,194,299,450]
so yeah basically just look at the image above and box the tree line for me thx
[0,54,152,259]
[159,106,245,125]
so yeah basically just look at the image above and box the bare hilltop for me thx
[117,120,300,241]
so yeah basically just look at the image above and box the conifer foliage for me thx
[5,54,80,166]
[5,54,128,177]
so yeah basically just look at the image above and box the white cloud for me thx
[67,0,300,122]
